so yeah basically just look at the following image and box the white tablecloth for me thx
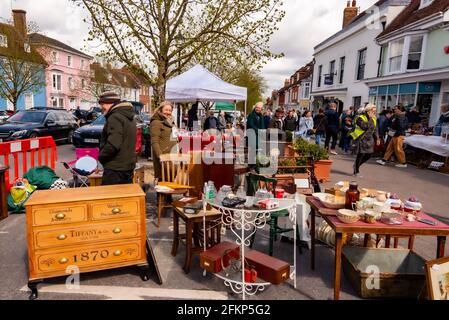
[404,135,449,157]
[278,193,312,248]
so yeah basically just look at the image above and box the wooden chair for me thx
[247,173,302,257]
[156,154,192,227]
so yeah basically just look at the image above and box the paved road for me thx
[0,146,448,300]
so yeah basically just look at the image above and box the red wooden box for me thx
[200,242,240,273]
[245,250,290,285]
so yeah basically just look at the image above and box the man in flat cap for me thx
[98,91,137,185]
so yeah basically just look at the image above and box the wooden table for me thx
[307,196,449,300]
[172,206,222,274]
[0,166,8,221]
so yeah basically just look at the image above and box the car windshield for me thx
[8,111,46,123]
[92,115,106,125]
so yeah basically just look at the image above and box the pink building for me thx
[29,33,94,110]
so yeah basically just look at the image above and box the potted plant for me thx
[293,138,333,182]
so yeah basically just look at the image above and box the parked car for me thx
[0,111,10,123]
[73,114,144,153]
[0,108,79,143]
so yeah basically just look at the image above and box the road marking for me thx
[20,285,229,300]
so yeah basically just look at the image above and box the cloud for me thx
[1,0,378,96]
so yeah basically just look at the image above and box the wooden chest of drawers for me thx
[25,184,149,299]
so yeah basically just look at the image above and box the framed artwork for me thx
[426,256,449,300]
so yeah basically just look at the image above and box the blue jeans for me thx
[316,134,322,146]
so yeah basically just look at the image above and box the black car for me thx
[73,114,144,148]
[0,108,79,143]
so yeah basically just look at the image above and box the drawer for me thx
[36,241,143,273]
[34,220,141,250]
[32,204,88,226]
[90,199,140,221]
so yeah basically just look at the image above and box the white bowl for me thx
[313,193,346,209]
[337,209,361,224]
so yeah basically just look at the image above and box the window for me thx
[25,93,34,109]
[339,57,345,84]
[0,34,7,47]
[6,99,13,111]
[52,51,59,64]
[302,82,311,99]
[317,65,323,87]
[51,98,64,108]
[53,74,62,91]
[81,79,86,89]
[357,48,367,80]
[24,42,31,53]
[407,36,423,70]
[68,56,72,67]
[389,39,404,73]
[69,98,76,109]
[329,60,336,82]
[68,77,74,90]
[353,96,362,108]
[81,59,85,70]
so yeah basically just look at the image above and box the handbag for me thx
[222,197,246,208]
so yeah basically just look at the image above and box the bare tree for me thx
[73,0,284,103]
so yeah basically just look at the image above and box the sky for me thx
[0,0,376,97]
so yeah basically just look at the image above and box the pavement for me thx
[0,145,448,300]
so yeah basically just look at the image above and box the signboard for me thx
[369,87,378,96]
[324,75,334,86]
[419,82,441,94]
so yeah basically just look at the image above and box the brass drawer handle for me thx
[112,208,122,214]
[57,234,67,241]
[113,228,122,234]
[59,258,69,264]
[55,213,66,220]
[113,250,122,257]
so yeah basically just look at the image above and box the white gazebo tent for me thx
[166,64,248,126]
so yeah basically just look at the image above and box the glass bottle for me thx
[345,181,360,210]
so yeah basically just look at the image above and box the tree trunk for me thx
[154,61,168,106]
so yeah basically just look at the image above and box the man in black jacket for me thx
[284,109,298,132]
[324,102,340,155]
[98,92,137,185]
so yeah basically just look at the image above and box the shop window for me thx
[407,36,423,70]
[387,95,398,109]
[389,39,404,73]
[399,94,416,109]
[329,60,335,83]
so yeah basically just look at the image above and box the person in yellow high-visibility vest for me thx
[350,104,381,177]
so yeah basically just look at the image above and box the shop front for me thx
[369,81,445,127]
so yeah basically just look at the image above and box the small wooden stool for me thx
[172,206,222,274]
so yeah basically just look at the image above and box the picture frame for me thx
[425,256,449,300]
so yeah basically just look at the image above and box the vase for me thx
[314,160,333,182]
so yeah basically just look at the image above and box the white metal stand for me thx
[207,199,297,300]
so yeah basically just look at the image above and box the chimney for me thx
[342,0,359,29]
[12,10,27,38]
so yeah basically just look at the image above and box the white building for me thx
[365,0,449,126]
[311,0,411,112]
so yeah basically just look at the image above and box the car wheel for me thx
[66,130,74,145]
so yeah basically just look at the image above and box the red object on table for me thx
[275,189,285,199]
[244,268,258,283]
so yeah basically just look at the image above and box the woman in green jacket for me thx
[150,101,179,180]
